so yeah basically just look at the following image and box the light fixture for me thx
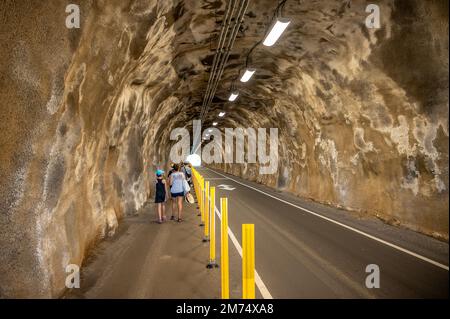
[240,68,256,82]
[208,129,213,133]
[263,18,291,47]
[218,112,226,117]
[228,92,239,102]
[212,122,218,126]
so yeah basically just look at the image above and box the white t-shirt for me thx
[170,172,185,193]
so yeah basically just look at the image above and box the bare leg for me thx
[177,196,183,221]
[171,196,176,219]
[162,203,166,221]
[157,203,162,222]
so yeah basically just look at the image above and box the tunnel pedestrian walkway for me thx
[64,200,219,299]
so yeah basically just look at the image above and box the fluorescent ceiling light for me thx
[240,69,256,82]
[263,18,291,47]
[212,122,218,126]
[218,112,226,117]
[228,92,239,102]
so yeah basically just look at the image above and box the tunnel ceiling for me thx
[0,0,448,298]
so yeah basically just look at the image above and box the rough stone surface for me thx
[0,0,448,297]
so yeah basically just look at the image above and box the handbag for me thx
[183,179,191,194]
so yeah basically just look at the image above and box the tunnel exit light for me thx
[228,92,239,102]
[263,18,291,47]
[218,112,226,117]
[186,154,201,167]
[240,69,256,82]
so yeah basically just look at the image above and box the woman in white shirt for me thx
[169,164,187,222]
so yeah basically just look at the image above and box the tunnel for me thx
[0,0,448,299]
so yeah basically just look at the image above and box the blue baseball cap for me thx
[156,169,164,176]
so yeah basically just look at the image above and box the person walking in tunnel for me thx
[181,161,193,187]
[167,162,177,220]
[169,163,189,222]
[167,162,176,177]
[154,169,167,224]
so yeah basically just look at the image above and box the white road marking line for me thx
[205,168,449,271]
[217,184,236,191]
[214,205,273,299]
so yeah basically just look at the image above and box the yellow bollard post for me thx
[201,179,205,222]
[207,187,218,268]
[242,224,255,299]
[197,178,202,204]
[221,198,229,299]
[196,176,201,216]
[200,190,205,226]
[200,178,205,226]
[203,181,210,241]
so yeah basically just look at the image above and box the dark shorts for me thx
[155,193,165,203]
[171,192,184,198]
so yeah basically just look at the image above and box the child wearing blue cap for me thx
[155,169,167,224]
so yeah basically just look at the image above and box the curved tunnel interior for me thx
[0,0,448,297]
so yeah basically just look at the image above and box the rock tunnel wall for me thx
[0,0,192,298]
[0,0,448,297]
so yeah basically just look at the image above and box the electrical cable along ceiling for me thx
[199,0,291,124]
[200,0,250,121]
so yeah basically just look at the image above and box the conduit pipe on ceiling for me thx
[203,0,249,118]
[192,0,236,154]
[200,0,236,116]
[200,0,249,120]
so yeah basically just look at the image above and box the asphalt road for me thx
[198,167,449,299]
